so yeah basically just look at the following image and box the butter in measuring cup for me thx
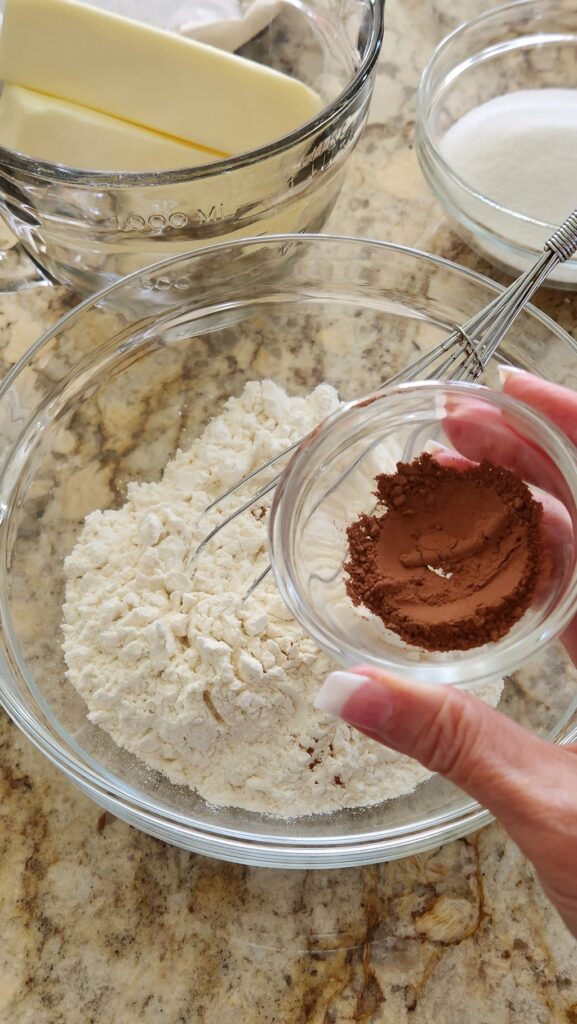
[0,85,218,171]
[0,0,323,170]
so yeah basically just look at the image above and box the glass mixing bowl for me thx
[0,0,383,296]
[2,234,577,868]
[416,0,577,288]
[269,380,577,686]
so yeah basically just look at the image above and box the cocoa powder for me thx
[344,454,544,652]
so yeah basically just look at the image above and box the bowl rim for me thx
[0,0,384,187]
[268,378,577,686]
[2,233,577,866]
[416,0,577,234]
[2,232,577,400]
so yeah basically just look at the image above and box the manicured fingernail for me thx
[315,671,394,733]
[498,364,524,386]
[315,671,368,716]
[424,439,450,455]
[434,392,447,418]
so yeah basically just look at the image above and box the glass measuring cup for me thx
[0,0,383,297]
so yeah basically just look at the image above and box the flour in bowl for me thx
[62,380,501,817]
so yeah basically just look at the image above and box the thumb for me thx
[315,666,576,861]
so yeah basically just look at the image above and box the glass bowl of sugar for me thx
[269,380,577,688]
[3,235,577,868]
[416,0,577,288]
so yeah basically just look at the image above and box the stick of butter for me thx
[0,85,223,170]
[0,0,323,155]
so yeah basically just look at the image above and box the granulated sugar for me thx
[63,380,502,817]
[439,89,577,282]
[441,90,577,225]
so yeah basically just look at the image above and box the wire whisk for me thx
[188,209,577,594]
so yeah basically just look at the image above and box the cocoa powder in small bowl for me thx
[345,453,544,652]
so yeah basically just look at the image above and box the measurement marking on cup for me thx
[288,117,360,187]
[113,206,226,233]
[141,274,195,291]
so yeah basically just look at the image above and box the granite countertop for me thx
[2,1,577,1021]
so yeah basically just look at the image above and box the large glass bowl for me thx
[2,234,577,868]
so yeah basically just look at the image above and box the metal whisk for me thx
[188,209,577,592]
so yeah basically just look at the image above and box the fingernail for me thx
[423,439,450,455]
[498,364,524,387]
[434,392,447,418]
[315,671,394,733]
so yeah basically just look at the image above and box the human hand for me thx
[315,368,577,938]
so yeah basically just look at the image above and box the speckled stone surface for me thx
[2,1,577,1021]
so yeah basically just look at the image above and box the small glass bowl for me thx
[416,0,577,288]
[269,380,577,688]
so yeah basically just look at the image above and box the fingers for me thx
[500,366,577,446]
[315,666,577,867]
[430,445,575,626]
[314,667,546,816]
[315,667,577,835]
[323,372,577,935]
[440,397,564,498]
[439,366,577,498]
[436,369,577,662]
[429,444,573,559]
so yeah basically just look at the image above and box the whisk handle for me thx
[465,207,577,371]
[545,209,577,262]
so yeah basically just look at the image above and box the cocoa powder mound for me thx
[344,454,544,652]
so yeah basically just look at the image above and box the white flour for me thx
[63,380,501,817]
